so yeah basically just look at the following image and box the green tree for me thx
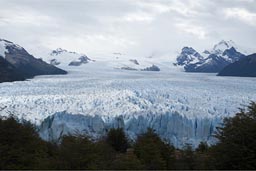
[57,135,116,170]
[194,142,213,170]
[106,128,129,153]
[110,149,145,170]
[0,117,51,170]
[175,144,195,170]
[57,135,95,169]
[196,141,209,153]
[89,140,116,169]
[211,102,256,169]
[134,128,175,170]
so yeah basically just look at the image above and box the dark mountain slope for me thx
[0,39,67,82]
[0,57,24,83]
[218,53,256,77]
[3,40,67,78]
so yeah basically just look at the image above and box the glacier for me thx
[0,61,256,147]
[39,111,220,148]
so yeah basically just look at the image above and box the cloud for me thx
[0,0,255,59]
[119,12,155,23]
[0,9,53,27]
[224,7,256,26]
[175,23,207,39]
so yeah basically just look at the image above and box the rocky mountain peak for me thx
[0,39,24,58]
[175,40,246,73]
[50,48,78,56]
[212,40,237,54]
[181,47,197,54]
[176,47,204,66]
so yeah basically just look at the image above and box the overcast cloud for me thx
[0,0,256,59]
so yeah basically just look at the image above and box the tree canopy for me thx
[0,102,256,170]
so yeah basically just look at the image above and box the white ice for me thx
[0,61,255,147]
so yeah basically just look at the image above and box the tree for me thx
[110,149,145,170]
[105,128,129,153]
[196,141,209,153]
[211,102,256,169]
[134,128,175,170]
[89,140,116,169]
[175,144,195,170]
[57,135,116,170]
[0,117,51,169]
[57,135,94,169]
[194,142,213,170]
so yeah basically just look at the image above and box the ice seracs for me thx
[39,111,220,148]
[1,38,255,147]
[0,63,255,147]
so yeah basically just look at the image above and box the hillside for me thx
[218,53,256,77]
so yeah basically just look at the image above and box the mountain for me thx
[175,40,246,73]
[218,53,256,77]
[184,54,231,73]
[1,50,255,148]
[0,57,24,83]
[176,47,204,66]
[0,39,67,82]
[141,64,160,71]
[44,48,93,67]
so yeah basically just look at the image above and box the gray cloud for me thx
[0,0,255,59]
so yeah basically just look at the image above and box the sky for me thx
[0,0,256,59]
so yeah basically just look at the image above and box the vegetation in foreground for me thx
[0,102,256,170]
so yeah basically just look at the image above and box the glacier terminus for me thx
[0,60,256,148]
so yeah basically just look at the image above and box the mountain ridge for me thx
[218,53,256,77]
[0,39,67,83]
[175,40,246,73]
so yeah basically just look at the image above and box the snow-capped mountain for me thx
[211,40,247,55]
[175,40,246,73]
[41,48,164,72]
[44,48,93,67]
[211,40,237,55]
[101,52,162,71]
[0,42,256,147]
[0,39,25,82]
[176,47,204,66]
[0,39,66,81]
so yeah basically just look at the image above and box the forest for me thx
[0,102,256,170]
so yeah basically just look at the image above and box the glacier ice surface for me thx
[0,62,256,147]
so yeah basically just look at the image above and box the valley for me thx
[0,62,255,147]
